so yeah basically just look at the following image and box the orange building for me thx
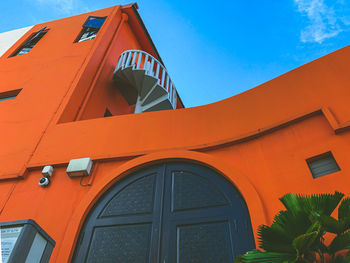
[0,3,348,262]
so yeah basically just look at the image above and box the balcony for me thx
[114,50,178,113]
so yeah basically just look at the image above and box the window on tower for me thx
[10,27,48,57]
[75,16,106,43]
[104,108,113,117]
[0,89,22,101]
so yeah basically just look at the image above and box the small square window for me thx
[306,151,340,179]
[75,16,106,43]
[10,27,48,57]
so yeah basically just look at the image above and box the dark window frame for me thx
[75,16,106,43]
[306,151,341,179]
[10,27,48,57]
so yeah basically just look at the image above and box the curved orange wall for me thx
[0,4,350,262]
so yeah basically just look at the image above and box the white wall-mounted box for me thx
[66,158,93,177]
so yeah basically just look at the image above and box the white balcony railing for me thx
[116,50,177,109]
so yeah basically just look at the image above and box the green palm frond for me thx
[236,191,350,263]
[331,254,350,263]
[339,198,350,233]
[340,217,350,233]
[258,209,314,253]
[258,224,295,253]
[271,210,311,238]
[306,221,321,234]
[298,191,344,217]
[238,250,296,263]
[319,214,342,234]
[337,198,350,233]
[280,193,303,215]
[339,198,350,220]
[328,231,350,255]
[293,231,318,254]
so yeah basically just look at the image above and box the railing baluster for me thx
[126,52,132,67]
[137,52,142,69]
[149,58,154,76]
[169,82,173,100]
[155,63,160,79]
[144,54,149,71]
[173,91,177,108]
[117,54,122,69]
[161,69,165,87]
[131,51,137,67]
[171,86,175,104]
[166,75,170,92]
[121,52,127,69]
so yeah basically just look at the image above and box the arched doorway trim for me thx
[57,150,267,263]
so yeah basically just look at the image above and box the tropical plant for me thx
[235,191,350,263]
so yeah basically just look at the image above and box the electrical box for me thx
[0,219,55,263]
[66,157,93,177]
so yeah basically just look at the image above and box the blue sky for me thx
[1,0,350,107]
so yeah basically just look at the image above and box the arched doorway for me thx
[72,162,255,263]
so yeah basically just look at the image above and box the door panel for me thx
[171,171,229,212]
[72,162,255,263]
[72,165,165,263]
[161,163,254,263]
[99,174,156,217]
[86,223,152,263]
[176,221,231,263]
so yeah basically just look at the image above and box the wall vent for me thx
[306,151,340,179]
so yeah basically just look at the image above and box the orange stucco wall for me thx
[79,20,142,120]
[0,4,350,262]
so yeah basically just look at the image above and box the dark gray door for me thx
[72,162,255,263]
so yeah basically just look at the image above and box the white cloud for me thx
[35,0,75,14]
[294,0,343,43]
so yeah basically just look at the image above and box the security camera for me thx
[38,177,50,187]
[42,166,53,177]
[39,165,54,187]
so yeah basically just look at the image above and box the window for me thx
[11,27,48,57]
[0,89,21,101]
[307,151,340,179]
[104,108,112,117]
[75,16,106,43]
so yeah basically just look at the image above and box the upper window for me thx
[11,27,48,57]
[0,89,21,101]
[306,151,340,179]
[104,108,113,117]
[75,16,106,43]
